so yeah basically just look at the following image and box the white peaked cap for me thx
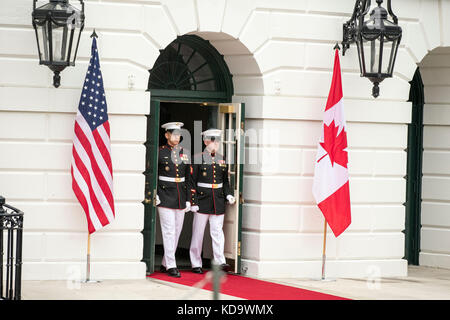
[161,122,184,131]
[202,128,222,138]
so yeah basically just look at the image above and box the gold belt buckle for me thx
[212,184,219,189]
[175,177,182,183]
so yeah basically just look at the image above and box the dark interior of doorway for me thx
[154,101,217,270]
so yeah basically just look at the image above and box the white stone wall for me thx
[0,0,449,280]
[0,0,150,280]
[419,47,450,269]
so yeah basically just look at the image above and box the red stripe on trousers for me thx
[318,181,351,237]
[72,147,110,227]
[176,182,181,209]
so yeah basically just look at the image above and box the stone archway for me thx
[148,34,235,100]
[142,31,258,273]
[369,1,450,275]
[412,47,450,269]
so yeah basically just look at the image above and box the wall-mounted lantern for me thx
[342,0,402,98]
[32,0,85,88]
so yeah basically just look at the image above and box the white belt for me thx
[159,176,185,183]
[197,182,223,189]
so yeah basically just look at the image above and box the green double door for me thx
[142,100,245,274]
[405,68,424,265]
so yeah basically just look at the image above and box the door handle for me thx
[144,190,152,205]
[152,188,157,207]
[239,192,244,204]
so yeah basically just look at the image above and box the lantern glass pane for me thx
[356,38,366,76]
[382,37,399,76]
[51,22,70,63]
[70,22,83,65]
[363,39,381,74]
[36,23,50,62]
[381,38,393,75]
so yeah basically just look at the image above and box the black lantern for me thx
[342,0,402,98]
[32,0,85,88]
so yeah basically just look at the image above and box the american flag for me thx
[71,37,115,234]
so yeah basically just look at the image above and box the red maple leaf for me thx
[318,120,348,168]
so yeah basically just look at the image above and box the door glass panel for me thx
[218,103,244,273]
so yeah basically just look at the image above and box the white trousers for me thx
[190,213,226,268]
[158,207,185,269]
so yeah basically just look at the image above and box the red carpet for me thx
[148,271,349,300]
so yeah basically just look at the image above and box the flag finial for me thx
[90,29,98,38]
[334,42,341,51]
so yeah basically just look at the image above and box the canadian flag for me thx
[312,49,351,237]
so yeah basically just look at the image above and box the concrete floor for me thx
[19,266,450,300]
[270,266,450,300]
[21,277,242,300]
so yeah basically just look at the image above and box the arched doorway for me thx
[405,68,424,265]
[142,35,245,274]
[148,34,234,102]
[406,47,450,269]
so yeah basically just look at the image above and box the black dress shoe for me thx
[192,267,203,274]
[167,268,181,278]
[159,265,167,273]
[220,264,231,272]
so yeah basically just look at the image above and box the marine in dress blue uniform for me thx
[189,129,236,274]
[156,122,198,278]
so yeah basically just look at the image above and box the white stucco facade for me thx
[1,0,450,280]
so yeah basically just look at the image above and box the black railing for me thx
[0,196,24,300]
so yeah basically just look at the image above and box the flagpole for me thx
[83,232,100,283]
[321,219,327,280]
[84,29,96,284]
[319,42,339,281]
[86,233,91,281]
[73,29,106,284]
[311,42,345,282]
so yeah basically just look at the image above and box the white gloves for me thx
[156,194,161,206]
[186,202,199,213]
[227,195,236,205]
